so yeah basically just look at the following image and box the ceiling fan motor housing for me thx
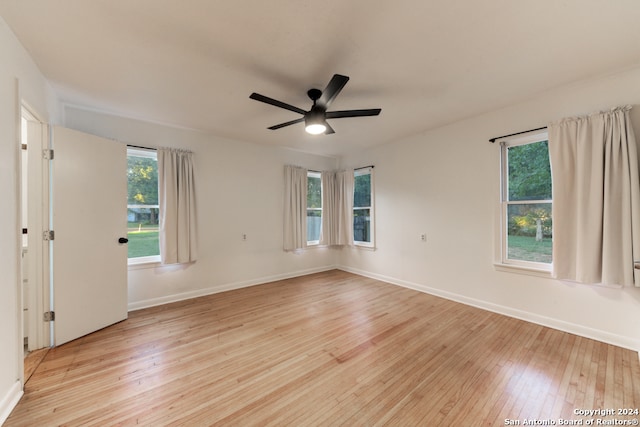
[305,107,326,124]
[307,88,322,102]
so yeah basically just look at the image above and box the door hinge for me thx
[43,230,55,241]
[42,149,54,160]
[43,311,55,322]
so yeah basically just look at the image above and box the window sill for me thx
[353,243,376,251]
[128,256,161,270]
[493,262,552,279]
[303,243,376,250]
[306,242,328,250]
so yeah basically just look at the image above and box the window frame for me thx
[498,131,552,272]
[127,147,160,265]
[353,167,375,248]
[306,170,322,246]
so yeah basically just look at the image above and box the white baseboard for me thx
[128,265,339,312]
[339,266,640,354]
[0,381,23,426]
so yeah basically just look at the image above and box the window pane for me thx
[307,210,321,242]
[307,175,321,209]
[127,151,159,259]
[354,208,370,243]
[507,203,552,263]
[354,173,371,208]
[128,207,160,258]
[507,140,551,201]
[128,155,158,205]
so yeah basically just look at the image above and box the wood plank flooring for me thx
[23,347,49,384]
[6,270,640,426]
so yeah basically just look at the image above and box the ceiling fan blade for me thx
[250,93,307,115]
[268,117,305,130]
[326,108,381,119]
[324,122,335,135]
[317,74,349,109]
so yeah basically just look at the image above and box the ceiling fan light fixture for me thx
[305,122,327,135]
[305,109,327,135]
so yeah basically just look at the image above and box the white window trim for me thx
[128,254,161,266]
[354,167,375,248]
[496,130,551,273]
[127,147,160,265]
[307,171,322,246]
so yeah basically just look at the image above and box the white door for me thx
[51,126,128,346]
[25,119,50,350]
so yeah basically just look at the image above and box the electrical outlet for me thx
[242,234,247,241]
[420,233,427,242]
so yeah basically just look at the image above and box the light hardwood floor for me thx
[6,270,640,426]
[23,347,48,384]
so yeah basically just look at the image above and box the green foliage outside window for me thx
[307,175,321,208]
[128,156,158,206]
[127,153,159,259]
[354,172,372,243]
[505,139,552,264]
[507,141,551,201]
[307,174,322,242]
[354,173,371,208]
[507,141,552,238]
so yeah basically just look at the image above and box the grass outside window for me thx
[507,235,552,264]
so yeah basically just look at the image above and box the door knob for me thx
[118,237,129,244]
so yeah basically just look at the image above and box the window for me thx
[500,132,552,269]
[307,171,322,245]
[354,167,374,247]
[127,148,160,263]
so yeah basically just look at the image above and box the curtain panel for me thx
[158,148,197,264]
[320,170,354,246]
[283,165,308,251]
[548,105,640,287]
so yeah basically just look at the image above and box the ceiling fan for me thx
[250,74,381,135]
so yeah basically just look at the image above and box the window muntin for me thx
[354,168,374,247]
[500,133,552,268]
[307,171,322,245]
[127,148,160,262]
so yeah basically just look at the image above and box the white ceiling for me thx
[2,0,640,157]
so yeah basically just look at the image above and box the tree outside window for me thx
[127,148,159,260]
[354,168,373,246]
[502,137,552,266]
[307,171,322,244]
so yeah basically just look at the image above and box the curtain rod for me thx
[308,165,374,174]
[127,144,156,150]
[489,126,547,143]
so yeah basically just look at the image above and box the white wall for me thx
[63,106,340,310]
[339,65,640,352]
[0,16,55,425]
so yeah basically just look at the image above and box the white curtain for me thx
[548,105,640,287]
[283,165,308,251]
[320,170,354,246]
[158,148,197,264]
